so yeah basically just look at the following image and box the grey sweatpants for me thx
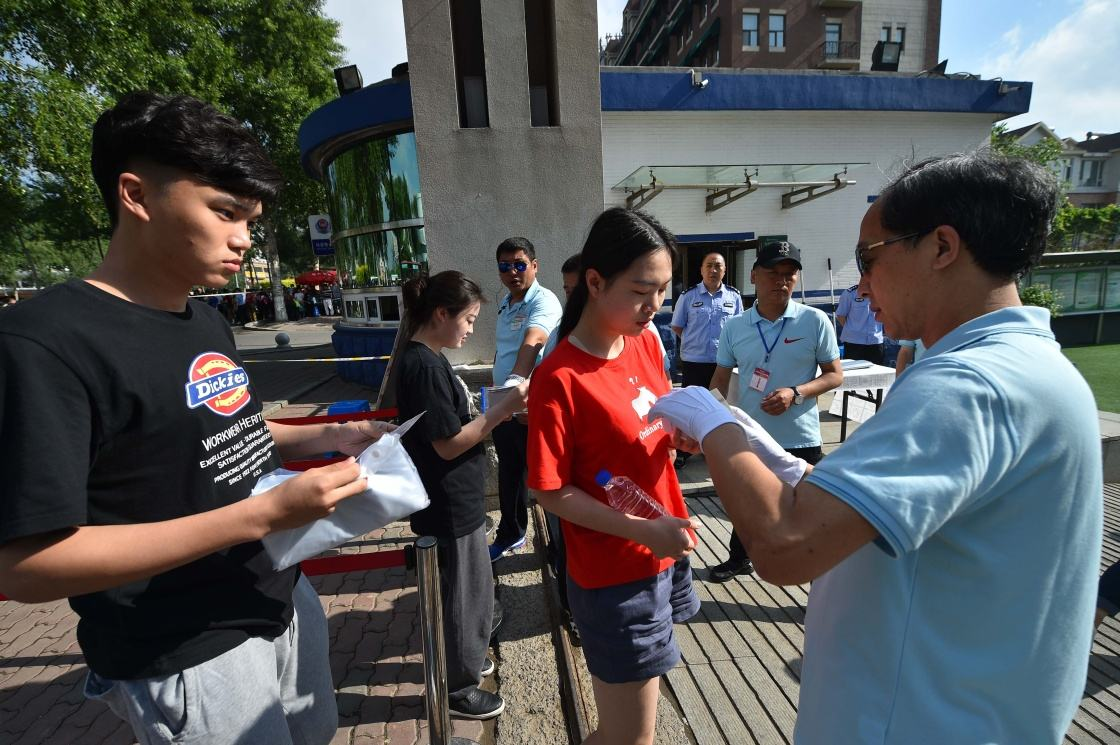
[84,575,337,745]
[440,523,494,702]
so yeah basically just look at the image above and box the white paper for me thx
[256,412,430,570]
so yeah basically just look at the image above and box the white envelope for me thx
[256,412,430,570]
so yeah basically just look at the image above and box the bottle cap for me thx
[595,470,612,487]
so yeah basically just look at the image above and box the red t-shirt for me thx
[528,330,692,589]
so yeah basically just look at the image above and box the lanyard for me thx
[755,316,788,364]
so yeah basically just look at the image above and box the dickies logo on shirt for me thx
[185,352,251,416]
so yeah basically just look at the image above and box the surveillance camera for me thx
[689,69,709,89]
[698,78,709,89]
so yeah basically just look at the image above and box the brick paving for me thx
[0,521,484,745]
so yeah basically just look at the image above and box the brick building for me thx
[602,0,941,75]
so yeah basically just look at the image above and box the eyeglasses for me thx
[855,229,932,275]
[498,260,529,273]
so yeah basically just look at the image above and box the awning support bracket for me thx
[781,171,849,210]
[706,173,757,213]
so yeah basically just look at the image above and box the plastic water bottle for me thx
[596,470,667,520]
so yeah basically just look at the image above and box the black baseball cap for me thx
[754,240,802,269]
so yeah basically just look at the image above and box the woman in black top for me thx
[396,271,527,720]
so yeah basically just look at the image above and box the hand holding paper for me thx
[334,419,398,456]
[254,412,431,570]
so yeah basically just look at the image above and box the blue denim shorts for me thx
[567,558,700,684]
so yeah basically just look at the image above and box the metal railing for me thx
[818,39,860,65]
[415,535,479,745]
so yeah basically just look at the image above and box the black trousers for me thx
[681,361,718,390]
[842,342,884,366]
[726,445,825,563]
[492,419,529,545]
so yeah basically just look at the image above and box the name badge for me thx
[509,314,526,331]
[691,301,704,308]
[749,367,770,393]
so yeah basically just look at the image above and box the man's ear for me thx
[117,172,152,224]
[930,224,963,270]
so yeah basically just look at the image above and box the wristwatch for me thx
[791,386,804,405]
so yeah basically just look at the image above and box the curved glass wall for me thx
[324,132,427,289]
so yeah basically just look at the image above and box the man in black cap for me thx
[705,241,842,581]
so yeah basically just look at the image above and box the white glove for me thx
[503,374,527,386]
[728,406,807,487]
[648,387,737,450]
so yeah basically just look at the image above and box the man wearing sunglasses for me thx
[650,151,1101,743]
[490,237,562,561]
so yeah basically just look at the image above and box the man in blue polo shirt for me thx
[707,241,842,581]
[491,237,562,561]
[835,283,884,364]
[671,251,742,467]
[650,151,1101,744]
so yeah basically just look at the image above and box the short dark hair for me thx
[557,207,678,340]
[91,92,283,230]
[877,150,1060,279]
[560,253,581,274]
[496,237,536,261]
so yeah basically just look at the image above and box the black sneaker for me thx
[481,657,495,677]
[709,558,754,583]
[674,452,691,470]
[449,686,505,719]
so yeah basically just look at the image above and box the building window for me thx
[893,26,906,51]
[825,22,841,57]
[450,0,488,128]
[881,25,890,42]
[1082,160,1103,187]
[742,12,759,47]
[524,0,559,126]
[768,14,785,49]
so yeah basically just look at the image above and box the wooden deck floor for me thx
[671,485,1120,744]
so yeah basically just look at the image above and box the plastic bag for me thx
[256,412,430,570]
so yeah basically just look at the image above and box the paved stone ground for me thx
[0,520,487,745]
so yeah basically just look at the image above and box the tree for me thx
[1048,203,1120,252]
[990,122,1064,169]
[1,0,344,309]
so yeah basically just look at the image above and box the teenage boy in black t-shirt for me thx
[0,92,394,745]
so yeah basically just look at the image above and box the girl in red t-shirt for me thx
[528,207,699,745]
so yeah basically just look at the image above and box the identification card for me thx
[509,314,526,331]
[749,367,770,393]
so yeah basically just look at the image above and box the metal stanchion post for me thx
[415,536,478,745]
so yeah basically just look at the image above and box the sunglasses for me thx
[855,229,933,275]
[498,260,530,273]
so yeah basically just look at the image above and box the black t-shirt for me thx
[395,341,486,539]
[0,281,295,679]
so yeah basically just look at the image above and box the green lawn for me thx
[1064,344,1120,414]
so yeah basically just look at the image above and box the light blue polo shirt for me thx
[493,280,562,385]
[799,306,1102,744]
[716,301,838,449]
[836,286,883,345]
[671,282,743,363]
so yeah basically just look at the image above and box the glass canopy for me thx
[612,163,867,190]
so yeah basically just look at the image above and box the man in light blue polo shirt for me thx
[707,241,841,581]
[491,237,562,560]
[650,151,1101,744]
[835,283,884,364]
[670,251,742,467]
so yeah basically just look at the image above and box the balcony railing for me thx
[816,40,860,68]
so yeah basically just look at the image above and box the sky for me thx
[323,0,1120,140]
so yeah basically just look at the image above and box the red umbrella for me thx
[294,269,337,286]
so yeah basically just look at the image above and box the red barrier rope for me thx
[267,408,397,426]
[0,549,410,602]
